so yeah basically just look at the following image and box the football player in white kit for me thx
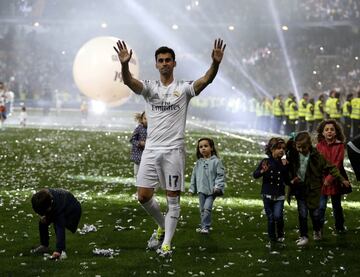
[114,39,226,256]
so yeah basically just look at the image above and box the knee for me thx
[312,209,320,218]
[137,188,154,204]
[267,215,275,223]
[273,209,283,221]
[138,194,151,204]
[264,208,273,218]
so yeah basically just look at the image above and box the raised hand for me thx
[113,40,133,64]
[212,38,226,64]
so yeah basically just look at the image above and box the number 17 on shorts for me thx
[168,175,179,188]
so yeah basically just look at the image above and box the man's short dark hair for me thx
[155,46,175,61]
[347,93,353,101]
[31,189,52,216]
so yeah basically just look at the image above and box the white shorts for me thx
[136,148,185,191]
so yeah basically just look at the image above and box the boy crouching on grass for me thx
[31,188,82,260]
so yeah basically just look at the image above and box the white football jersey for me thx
[139,80,195,149]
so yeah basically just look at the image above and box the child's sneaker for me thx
[30,245,49,254]
[333,227,347,235]
[156,244,172,258]
[296,236,309,246]
[277,237,285,243]
[60,251,67,260]
[200,228,209,234]
[147,227,165,250]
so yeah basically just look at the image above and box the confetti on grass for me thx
[114,225,136,231]
[92,248,120,257]
[78,224,97,235]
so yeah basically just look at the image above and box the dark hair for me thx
[155,46,175,61]
[295,131,312,147]
[265,137,285,156]
[31,189,52,216]
[347,93,353,101]
[316,119,345,143]
[196,138,218,159]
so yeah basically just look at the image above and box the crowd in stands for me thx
[237,40,359,97]
[1,29,358,117]
[2,1,360,24]
[0,27,77,108]
[298,0,360,21]
[0,0,359,115]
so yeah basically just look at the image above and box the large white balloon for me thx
[73,36,139,106]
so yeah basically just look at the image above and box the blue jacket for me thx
[253,156,289,197]
[46,189,82,252]
[189,155,225,195]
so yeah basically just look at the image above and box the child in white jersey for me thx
[189,138,225,234]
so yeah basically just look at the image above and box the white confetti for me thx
[78,224,97,235]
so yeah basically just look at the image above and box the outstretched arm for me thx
[113,40,143,94]
[193,39,226,96]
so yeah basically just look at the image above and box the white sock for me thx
[141,197,165,229]
[163,196,180,247]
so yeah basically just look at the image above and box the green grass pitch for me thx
[0,127,359,276]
